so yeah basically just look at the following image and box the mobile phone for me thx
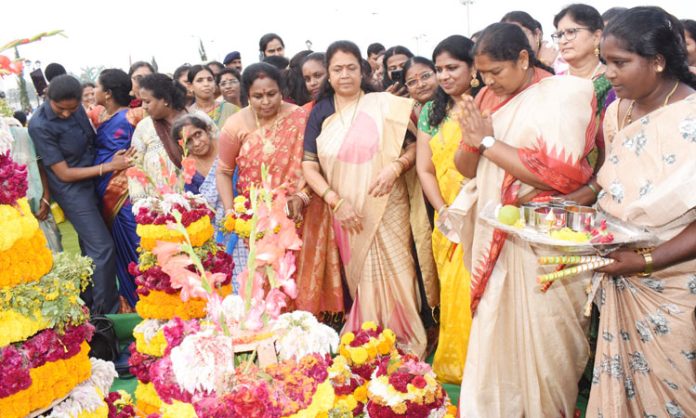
[30,69,48,97]
[390,70,404,85]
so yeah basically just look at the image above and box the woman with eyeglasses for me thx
[414,35,477,384]
[188,64,239,128]
[583,8,696,416]
[450,23,597,416]
[302,41,438,358]
[553,4,616,205]
[217,67,243,108]
[402,57,438,123]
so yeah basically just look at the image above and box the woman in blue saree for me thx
[93,69,140,309]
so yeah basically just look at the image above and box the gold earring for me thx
[594,46,600,56]
[470,73,480,88]
[656,66,664,73]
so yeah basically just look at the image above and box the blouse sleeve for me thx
[303,98,334,162]
[217,115,243,174]
[417,101,438,137]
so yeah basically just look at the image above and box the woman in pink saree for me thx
[449,23,597,417]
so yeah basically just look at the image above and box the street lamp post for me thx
[459,0,474,36]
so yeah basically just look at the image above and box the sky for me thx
[1,0,693,93]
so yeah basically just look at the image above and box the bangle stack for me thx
[636,248,654,277]
[390,163,401,178]
[295,191,311,206]
[321,186,333,201]
[99,164,104,176]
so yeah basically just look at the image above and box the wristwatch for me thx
[478,136,496,154]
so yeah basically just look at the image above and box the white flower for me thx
[43,359,117,417]
[221,294,247,323]
[134,319,166,342]
[170,329,236,394]
[272,310,339,361]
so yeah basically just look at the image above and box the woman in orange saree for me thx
[450,24,597,417]
[302,41,438,358]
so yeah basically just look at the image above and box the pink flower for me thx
[244,300,266,331]
[264,288,287,319]
[277,252,298,299]
[152,242,182,266]
[181,157,197,185]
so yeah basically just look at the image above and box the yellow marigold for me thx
[353,384,368,403]
[284,380,335,418]
[0,342,91,418]
[376,338,393,355]
[340,332,355,346]
[0,199,40,252]
[233,196,248,213]
[0,228,52,289]
[339,347,350,360]
[361,321,378,331]
[135,381,162,415]
[137,216,214,250]
[334,394,358,411]
[365,341,378,359]
[383,328,396,344]
[234,218,253,238]
[0,309,49,347]
[446,404,458,417]
[391,402,408,414]
[161,400,197,418]
[135,285,232,320]
[134,328,167,357]
[222,215,236,233]
[76,400,109,418]
[349,347,369,365]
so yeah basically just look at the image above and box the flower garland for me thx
[0,322,93,397]
[0,341,91,418]
[0,227,52,289]
[137,215,214,251]
[135,284,232,320]
[44,358,118,418]
[0,197,39,252]
[0,253,92,340]
[0,152,27,205]
[0,308,48,348]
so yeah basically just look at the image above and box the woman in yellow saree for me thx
[302,41,438,358]
[451,24,597,417]
[415,35,476,384]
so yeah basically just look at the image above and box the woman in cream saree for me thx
[450,24,597,417]
[303,41,438,358]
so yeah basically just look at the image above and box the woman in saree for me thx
[302,40,438,358]
[584,7,696,416]
[553,4,613,173]
[93,69,140,309]
[450,23,597,416]
[128,74,189,201]
[415,35,476,384]
[188,64,239,128]
[215,63,315,289]
[294,52,346,323]
[403,56,438,124]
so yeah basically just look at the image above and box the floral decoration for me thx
[0,152,27,205]
[0,227,53,289]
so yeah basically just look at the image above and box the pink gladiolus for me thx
[255,236,285,266]
[244,301,265,331]
[126,166,148,186]
[181,157,197,185]
[264,288,287,319]
[152,241,183,266]
[277,252,298,299]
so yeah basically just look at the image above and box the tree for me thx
[14,47,30,112]
[79,65,104,83]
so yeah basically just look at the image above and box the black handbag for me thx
[88,315,120,362]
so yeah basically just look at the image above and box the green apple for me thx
[497,204,521,226]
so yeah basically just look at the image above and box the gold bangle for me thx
[587,182,599,196]
[99,164,104,176]
[321,186,332,201]
[332,198,345,213]
[637,251,654,277]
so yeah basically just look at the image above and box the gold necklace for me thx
[253,108,280,155]
[334,92,362,126]
[621,81,679,130]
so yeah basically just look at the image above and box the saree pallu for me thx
[190,101,239,128]
[449,73,597,417]
[315,92,436,358]
[94,109,140,307]
[587,94,696,418]
[418,102,472,384]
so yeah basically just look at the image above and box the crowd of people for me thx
[3,4,696,417]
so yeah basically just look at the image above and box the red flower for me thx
[388,371,411,393]
[411,375,427,389]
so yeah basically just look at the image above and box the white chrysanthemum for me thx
[272,310,339,361]
[170,329,236,394]
[134,319,166,342]
[221,294,247,323]
[43,359,117,417]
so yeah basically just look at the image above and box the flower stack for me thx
[128,193,234,414]
[0,141,115,417]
